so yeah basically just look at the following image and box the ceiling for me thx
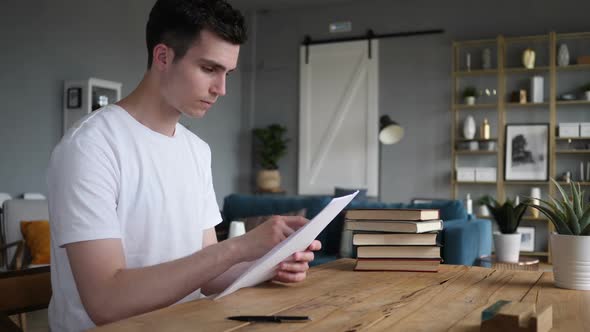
[228,0,361,11]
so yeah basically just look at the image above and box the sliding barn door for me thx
[298,40,379,196]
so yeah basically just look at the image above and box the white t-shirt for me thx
[47,105,222,331]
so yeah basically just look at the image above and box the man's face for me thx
[160,29,240,118]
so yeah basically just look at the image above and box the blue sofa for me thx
[221,194,492,266]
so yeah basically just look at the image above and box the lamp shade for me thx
[379,115,404,144]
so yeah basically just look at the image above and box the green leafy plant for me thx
[480,195,527,234]
[524,179,590,235]
[252,124,289,170]
[581,82,590,92]
[462,86,478,98]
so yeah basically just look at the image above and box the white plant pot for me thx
[585,90,590,101]
[493,232,521,263]
[550,233,590,290]
[465,96,476,105]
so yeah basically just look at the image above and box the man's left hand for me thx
[273,240,322,283]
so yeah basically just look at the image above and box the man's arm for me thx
[66,215,312,326]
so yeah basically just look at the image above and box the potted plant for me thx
[525,179,590,290]
[480,195,527,263]
[581,82,590,101]
[252,124,289,192]
[476,196,491,217]
[463,86,477,105]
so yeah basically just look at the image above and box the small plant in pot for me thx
[524,179,590,290]
[463,86,477,105]
[480,195,527,263]
[252,124,289,192]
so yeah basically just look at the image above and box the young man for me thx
[47,0,321,330]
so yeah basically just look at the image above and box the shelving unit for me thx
[452,31,590,262]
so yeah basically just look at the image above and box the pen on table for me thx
[227,315,310,323]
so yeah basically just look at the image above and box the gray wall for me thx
[2,0,590,206]
[0,0,247,206]
[249,0,590,202]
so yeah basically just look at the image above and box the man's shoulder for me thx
[63,105,122,143]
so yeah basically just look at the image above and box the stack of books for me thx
[345,208,443,272]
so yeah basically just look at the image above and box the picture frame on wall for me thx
[67,87,82,109]
[504,124,549,181]
[517,226,535,252]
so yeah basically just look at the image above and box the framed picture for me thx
[517,226,535,252]
[67,87,82,109]
[504,124,549,181]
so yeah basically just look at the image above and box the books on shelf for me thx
[354,258,441,272]
[353,232,438,246]
[357,246,441,259]
[345,219,442,233]
[345,208,439,221]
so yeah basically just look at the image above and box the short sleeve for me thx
[201,144,222,230]
[47,136,121,247]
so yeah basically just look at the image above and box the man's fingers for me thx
[274,271,307,283]
[292,250,314,262]
[307,240,322,251]
[282,216,309,230]
[279,261,309,273]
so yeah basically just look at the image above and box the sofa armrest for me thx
[441,217,492,266]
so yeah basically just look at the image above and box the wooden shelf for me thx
[556,64,590,71]
[455,138,498,142]
[556,100,590,106]
[520,251,549,257]
[455,150,497,155]
[521,216,548,221]
[504,66,550,74]
[453,103,498,110]
[505,102,549,108]
[453,69,498,76]
[555,150,590,154]
[556,181,590,186]
[504,181,549,185]
[454,181,496,185]
[556,137,590,141]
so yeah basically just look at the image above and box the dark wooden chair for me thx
[0,266,51,331]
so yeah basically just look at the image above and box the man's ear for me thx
[152,44,174,70]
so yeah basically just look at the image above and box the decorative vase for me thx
[482,48,492,70]
[530,187,541,218]
[480,118,490,139]
[462,115,476,139]
[550,233,590,290]
[493,232,521,263]
[465,96,476,105]
[557,44,570,67]
[256,169,281,191]
[522,48,536,69]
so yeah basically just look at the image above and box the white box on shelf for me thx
[581,123,590,137]
[456,167,476,182]
[559,123,580,137]
[530,76,544,103]
[475,167,497,182]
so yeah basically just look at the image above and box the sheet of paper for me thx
[214,191,358,299]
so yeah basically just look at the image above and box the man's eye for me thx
[202,66,214,73]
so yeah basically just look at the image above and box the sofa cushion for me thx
[222,194,331,222]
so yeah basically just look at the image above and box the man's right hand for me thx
[235,215,308,261]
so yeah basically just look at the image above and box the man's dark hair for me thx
[146,0,247,68]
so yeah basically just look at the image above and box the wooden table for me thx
[93,259,589,331]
